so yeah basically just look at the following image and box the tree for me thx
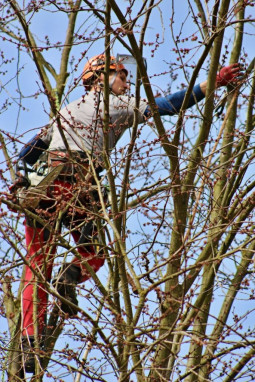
[0,0,254,381]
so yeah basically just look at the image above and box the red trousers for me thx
[22,179,105,336]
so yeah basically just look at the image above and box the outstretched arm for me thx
[144,84,204,117]
[144,63,243,117]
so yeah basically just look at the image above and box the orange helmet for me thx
[82,54,128,89]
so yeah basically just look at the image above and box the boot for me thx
[53,264,81,316]
[22,336,43,374]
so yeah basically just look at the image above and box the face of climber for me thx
[110,70,129,95]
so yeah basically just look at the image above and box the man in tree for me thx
[14,53,242,372]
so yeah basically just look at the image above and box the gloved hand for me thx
[216,63,244,87]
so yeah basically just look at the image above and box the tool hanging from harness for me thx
[14,149,105,210]
[15,154,65,209]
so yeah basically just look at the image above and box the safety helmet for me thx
[82,54,128,89]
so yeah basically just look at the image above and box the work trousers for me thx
[22,178,105,337]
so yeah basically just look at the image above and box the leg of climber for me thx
[54,226,105,316]
[21,179,76,372]
[22,222,56,336]
[72,228,105,282]
[22,222,56,372]
[53,177,105,316]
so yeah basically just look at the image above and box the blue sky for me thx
[1,1,255,381]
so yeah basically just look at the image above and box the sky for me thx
[0,1,255,381]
